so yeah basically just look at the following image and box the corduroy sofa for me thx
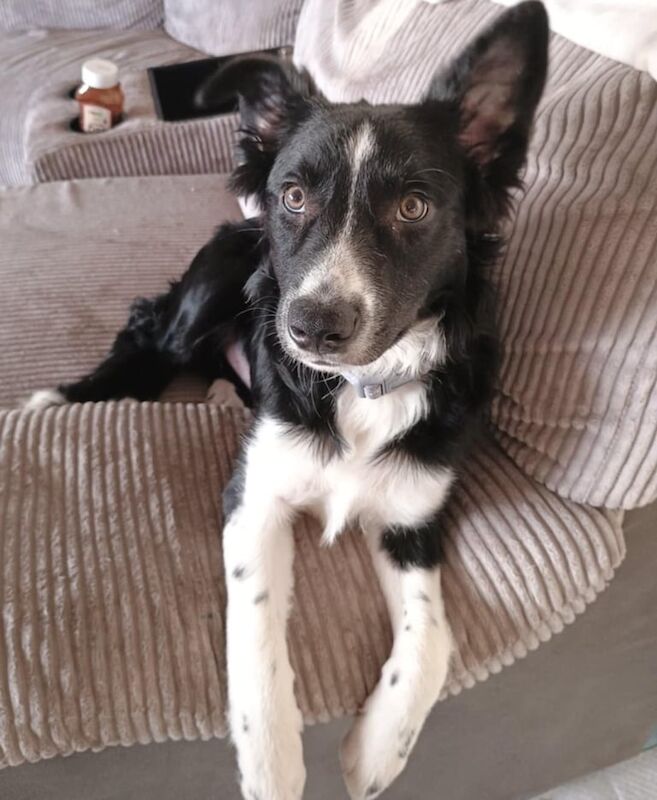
[0,2,656,800]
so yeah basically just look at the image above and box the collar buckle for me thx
[361,383,385,399]
[347,374,422,400]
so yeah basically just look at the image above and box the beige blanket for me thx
[0,402,623,768]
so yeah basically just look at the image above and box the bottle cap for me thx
[81,59,119,90]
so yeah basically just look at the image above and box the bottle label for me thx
[80,103,112,133]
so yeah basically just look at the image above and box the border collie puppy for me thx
[27,4,548,797]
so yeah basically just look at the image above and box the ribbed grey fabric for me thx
[295,0,657,509]
[0,29,209,187]
[0,176,243,408]
[493,44,657,510]
[0,401,624,768]
[294,0,500,104]
[0,0,163,32]
[164,0,302,57]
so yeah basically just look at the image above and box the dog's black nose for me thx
[288,298,359,354]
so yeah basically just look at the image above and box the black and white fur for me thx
[26,4,548,798]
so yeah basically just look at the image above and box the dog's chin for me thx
[280,337,396,375]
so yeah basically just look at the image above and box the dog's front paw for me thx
[340,656,439,800]
[340,697,416,799]
[23,389,67,412]
[231,658,306,800]
[234,706,306,800]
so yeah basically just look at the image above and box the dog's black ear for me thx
[427,1,548,222]
[196,56,312,200]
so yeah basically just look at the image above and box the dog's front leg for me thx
[341,522,452,800]
[223,495,305,800]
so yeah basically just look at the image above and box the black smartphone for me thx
[147,46,293,122]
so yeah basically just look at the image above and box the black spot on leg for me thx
[417,591,430,603]
[366,782,380,798]
[404,624,412,632]
[253,590,269,604]
[390,671,400,686]
[242,715,249,734]
[398,728,417,760]
[232,565,246,580]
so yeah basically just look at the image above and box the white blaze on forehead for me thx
[295,236,372,311]
[291,123,378,302]
[346,122,376,230]
[349,122,376,179]
[285,122,379,329]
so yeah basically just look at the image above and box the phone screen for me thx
[147,46,293,122]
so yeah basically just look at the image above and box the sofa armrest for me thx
[24,71,239,183]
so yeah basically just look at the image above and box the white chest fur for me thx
[242,380,453,542]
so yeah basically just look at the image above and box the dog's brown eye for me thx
[397,194,429,222]
[283,185,306,213]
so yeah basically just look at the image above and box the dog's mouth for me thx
[280,324,411,376]
[282,336,381,373]
[288,349,359,374]
[305,358,334,368]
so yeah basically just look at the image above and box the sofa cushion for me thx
[24,71,240,184]
[164,0,302,57]
[492,49,657,510]
[0,402,624,767]
[295,0,657,509]
[0,1,163,33]
[0,28,217,187]
[0,176,243,408]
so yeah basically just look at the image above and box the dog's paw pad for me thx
[340,713,414,800]
[23,389,67,412]
[239,763,306,800]
[234,715,306,800]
